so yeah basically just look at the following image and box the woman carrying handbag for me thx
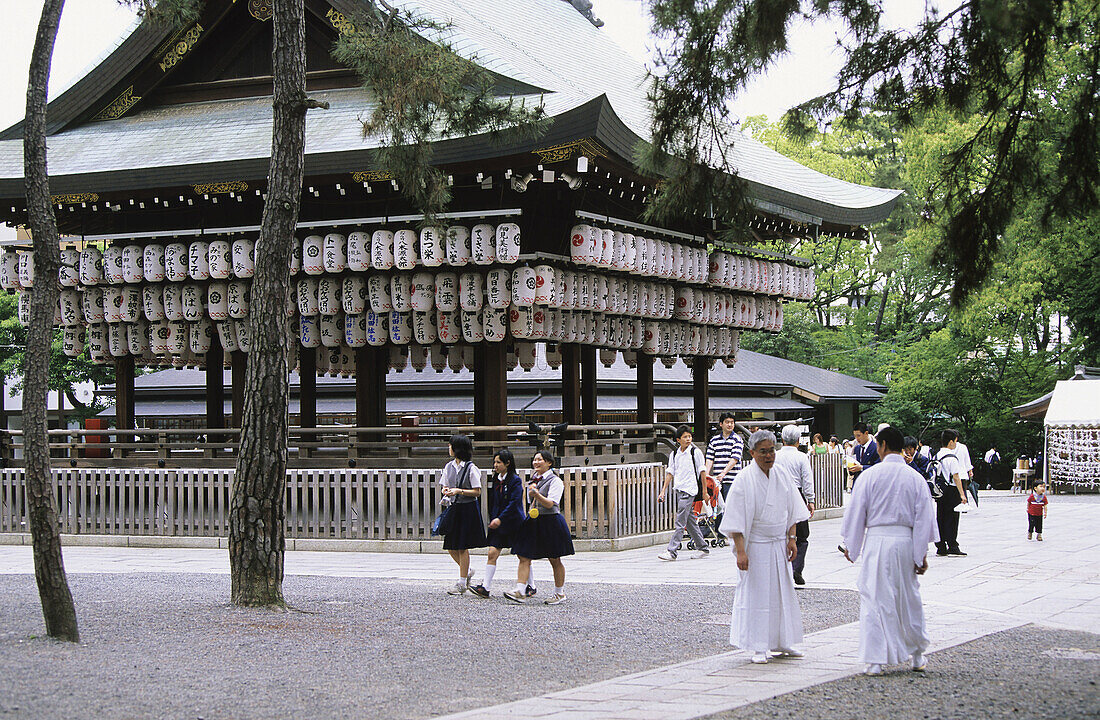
[504,450,574,606]
[440,433,487,594]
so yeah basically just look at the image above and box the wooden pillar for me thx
[299,346,317,430]
[205,337,225,431]
[692,356,709,439]
[231,350,247,428]
[636,353,655,425]
[580,345,598,426]
[355,346,387,428]
[474,344,508,437]
[560,343,581,425]
[115,355,135,431]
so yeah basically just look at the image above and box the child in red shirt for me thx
[1027,483,1049,541]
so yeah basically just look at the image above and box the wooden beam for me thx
[692,356,709,439]
[206,336,224,431]
[561,343,581,425]
[474,344,507,438]
[231,350,247,428]
[299,346,317,429]
[636,353,654,425]
[115,355,135,431]
[581,345,598,426]
[355,346,386,428]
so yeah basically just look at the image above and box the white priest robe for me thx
[840,454,939,665]
[719,460,811,652]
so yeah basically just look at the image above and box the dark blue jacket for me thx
[488,471,525,533]
[853,439,880,472]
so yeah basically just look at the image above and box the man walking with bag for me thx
[775,425,815,586]
[658,425,710,561]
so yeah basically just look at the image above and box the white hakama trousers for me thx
[857,525,930,665]
[730,537,804,652]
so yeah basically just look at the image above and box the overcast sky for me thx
[0,0,937,238]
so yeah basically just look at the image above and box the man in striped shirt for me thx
[706,412,744,500]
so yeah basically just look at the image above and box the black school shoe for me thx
[793,572,805,586]
[469,584,491,598]
[947,548,968,556]
[525,585,537,597]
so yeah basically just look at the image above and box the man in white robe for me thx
[841,426,939,676]
[719,430,811,664]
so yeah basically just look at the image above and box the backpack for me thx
[924,453,957,498]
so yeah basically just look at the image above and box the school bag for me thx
[923,452,957,498]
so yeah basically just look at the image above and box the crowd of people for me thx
[434,420,1041,677]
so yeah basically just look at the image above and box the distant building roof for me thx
[1014,366,1100,423]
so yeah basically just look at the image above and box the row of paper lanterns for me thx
[2,222,813,301]
[28,266,785,333]
[0,224,524,290]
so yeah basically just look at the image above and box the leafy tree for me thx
[22,0,78,643]
[644,0,1100,305]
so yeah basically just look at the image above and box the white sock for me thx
[513,582,525,594]
[527,566,535,588]
[555,585,565,596]
[483,564,496,590]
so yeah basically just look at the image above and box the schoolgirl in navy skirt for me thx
[469,449,526,598]
[440,434,486,595]
[505,450,574,605]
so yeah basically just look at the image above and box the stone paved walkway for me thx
[1,490,1096,720]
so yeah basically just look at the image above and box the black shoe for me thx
[936,550,949,556]
[837,544,847,554]
[525,585,537,598]
[469,584,491,598]
[947,548,967,556]
[793,572,805,586]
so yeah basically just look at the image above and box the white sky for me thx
[0,0,938,239]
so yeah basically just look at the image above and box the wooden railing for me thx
[0,464,670,541]
[0,424,679,470]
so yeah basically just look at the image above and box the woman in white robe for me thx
[841,426,938,675]
[719,430,811,664]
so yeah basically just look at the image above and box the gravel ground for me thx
[0,573,858,720]
[703,624,1100,720]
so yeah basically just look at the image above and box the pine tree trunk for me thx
[228,0,309,607]
[22,0,79,642]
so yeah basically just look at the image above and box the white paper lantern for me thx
[323,233,348,274]
[371,230,395,270]
[367,275,392,313]
[317,276,340,316]
[486,269,511,309]
[100,286,122,323]
[345,314,368,348]
[430,344,448,372]
[511,266,536,307]
[409,345,429,371]
[446,346,465,372]
[62,325,85,357]
[301,235,324,275]
[446,226,471,267]
[483,307,507,342]
[533,265,555,306]
[215,320,239,353]
[162,243,186,282]
[285,283,298,318]
[459,272,483,311]
[120,286,142,323]
[235,318,252,353]
[419,227,445,268]
[389,310,412,344]
[531,307,548,340]
[190,318,213,355]
[87,323,108,362]
[58,289,80,326]
[394,229,419,270]
[516,342,537,371]
[119,245,143,284]
[410,272,435,312]
[437,309,461,344]
[227,280,250,319]
[179,284,202,322]
[412,309,437,344]
[102,246,124,284]
[569,224,591,265]
[162,286,184,324]
[319,313,343,347]
[184,241,208,281]
[59,249,80,287]
[79,247,104,286]
[0,252,19,290]
[560,270,577,309]
[165,320,187,355]
[461,309,484,343]
[297,277,319,316]
[347,231,370,272]
[201,282,227,321]
[509,304,533,338]
[593,275,609,313]
[300,315,321,348]
[435,272,458,312]
[471,224,496,264]
[390,274,412,312]
[495,222,521,264]
[342,276,366,315]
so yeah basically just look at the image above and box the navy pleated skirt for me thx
[511,513,575,560]
[442,502,487,550]
[485,526,515,549]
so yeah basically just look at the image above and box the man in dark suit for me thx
[851,422,880,487]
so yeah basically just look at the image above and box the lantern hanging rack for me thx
[74,208,524,244]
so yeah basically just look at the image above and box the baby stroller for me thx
[685,475,728,550]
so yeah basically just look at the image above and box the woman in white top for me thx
[440,433,487,595]
[504,450,574,605]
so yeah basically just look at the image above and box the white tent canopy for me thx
[1044,380,1100,428]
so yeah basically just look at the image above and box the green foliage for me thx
[331,3,548,220]
[646,0,1100,306]
[118,0,203,28]
[739,302,818,365]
